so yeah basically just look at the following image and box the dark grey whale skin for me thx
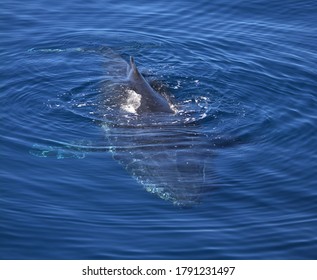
[127,56,174,114]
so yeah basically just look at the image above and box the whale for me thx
[100,50,214,207]
[28,47,238,207]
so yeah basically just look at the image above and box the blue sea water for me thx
[1,0,317,259]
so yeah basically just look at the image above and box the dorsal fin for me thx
[130,56,139,75]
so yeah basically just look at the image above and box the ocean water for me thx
[1,0,317,259]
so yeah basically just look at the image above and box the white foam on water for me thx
[121,89,141,114]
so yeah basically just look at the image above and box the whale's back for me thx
[127,56,174,114]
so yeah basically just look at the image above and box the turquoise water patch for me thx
[30,143,86,159]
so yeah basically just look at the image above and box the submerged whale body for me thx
[101,51,212,207]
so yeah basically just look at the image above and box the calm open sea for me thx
[1,0,317,259]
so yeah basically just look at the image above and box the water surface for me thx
[1,0,317,259]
